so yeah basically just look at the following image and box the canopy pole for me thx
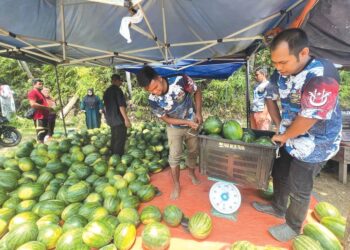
[161,0,168,62]
[245,59,251,128]
[54,65,68,137]
[60,3,67,61]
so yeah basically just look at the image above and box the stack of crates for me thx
[198,130,277,190]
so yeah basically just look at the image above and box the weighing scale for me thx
[209,179,242,221]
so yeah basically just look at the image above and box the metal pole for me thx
[245,60,251,128]
[54,65,68,137]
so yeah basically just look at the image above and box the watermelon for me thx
[0,207,16,223]
[46,160,65,174]
[39,191,57,201]
[18,183,45,200]
[56,228,90,250]
[85,192,103,203]
[16,241,46,250]
[100,244,117,250]
[17,200,37,213]
[99,215,120,229]
[0,170,19,191]
[259,180,273,200]
[62,215,88,232]
[84,152,100,166]
[292,235,323,250]
[303,223,342,250]
[141,205,162,225]
[82,220,113,248]
[114,223,136,250]
[93,159,108,176]
[203,116,223,135]
[137,184,156,202]
[18,158,35,172]
[37,224,63,249]
[3,158,18,170]
[0,189,9,206]
[78,202,100,219]
[117,208,140,226]
[313,202,341,221]
[231,240,257,249]
[120,195,140,209]
[34,199,66,217]
[320,216,346,241]
[188,212,212,239]
[104,196,121,215]
[36,214,60,229]
[88,206,109,221]
[163,205,183,227]
[101,185,118,198]
[255,136,274,146]
[118,187,133,199]
[128,181,144,194]
[222,120,243,140]
[37,172,54,186]
[66,181,90,203]
[241,129,256,143]
[9,211,39,231]
[142,222,171,250]
[123,172,137,183]
[5,222,39,250]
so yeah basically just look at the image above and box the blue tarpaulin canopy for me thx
[0,0,306,79]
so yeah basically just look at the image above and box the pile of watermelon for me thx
[202,116,274,146]
[292,201,345,250]
[0,122,174,249]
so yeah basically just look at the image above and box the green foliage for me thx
[339,70,350,109]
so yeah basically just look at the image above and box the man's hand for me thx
[187,121,199,130]
[125,118,131,128]
[194,113,203,124]
[271,134,288,146]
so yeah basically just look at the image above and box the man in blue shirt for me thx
[137,66,203,200]
[252,28,342,241]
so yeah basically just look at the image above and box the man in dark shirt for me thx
[103,74,131,156]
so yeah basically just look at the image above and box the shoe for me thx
[269,223,298,242]
[252,201,285,218]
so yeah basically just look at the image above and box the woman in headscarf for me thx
[80,88,103,129]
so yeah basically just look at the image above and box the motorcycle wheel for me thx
[0,126,22,147]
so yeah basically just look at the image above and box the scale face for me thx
[209,182,241,214]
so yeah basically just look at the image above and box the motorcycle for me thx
[0,115,22,147]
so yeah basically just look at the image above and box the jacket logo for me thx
[309,89,331,107]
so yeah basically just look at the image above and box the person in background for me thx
[103,74,131,156]
[80,88,103,129]
[27,78,52,143]
[250,68,271,130]
[252,28,342,241]
[136,66,202,200]
[42,87,56,142]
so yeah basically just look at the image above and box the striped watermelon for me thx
[37,224,63,249]
[5,222,39,250]
[320,216,346,241]
[34,199,66,217]
[142,222,171,250]
[231,240,256,249]
[9,211,39,231]
[66,181,90,203]
[313,202,341,221]
[61,202,82,221]
[137,184,156,202]
[292,235,323,250]
[98,215,119,230]
[82,220,113,248]
[188,212,212,240]
[117,208,140,226]
[100,244,118,250]
[36,214,60,229]
[141,205,162,225]
[120,195,140,209]
[16,241,46,250]
[163,205,183,227]
[56,228,90,250]
[103,196,121,215]
[303,223,342,250]
[114,223,136,250]
[62,215,88,232]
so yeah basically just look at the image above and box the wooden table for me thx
[332,142,350,184]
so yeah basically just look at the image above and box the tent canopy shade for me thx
[0,0,306,70]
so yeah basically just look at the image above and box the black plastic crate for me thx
[198,130,277,190]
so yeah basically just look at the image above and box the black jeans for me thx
[271,148,324,232]
[34,119,48,142]
[110,124,127,156]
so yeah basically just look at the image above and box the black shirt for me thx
[103,85,127,126]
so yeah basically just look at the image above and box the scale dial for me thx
[209,182,241,214]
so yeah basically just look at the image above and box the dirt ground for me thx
[313,163,350,217]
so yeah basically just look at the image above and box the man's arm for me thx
[119,106,131,128]
[29,99,51,111]
[193,88,203,124]
[272,116,317,145]
[160,115,199,129]
[266,99,281,133]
